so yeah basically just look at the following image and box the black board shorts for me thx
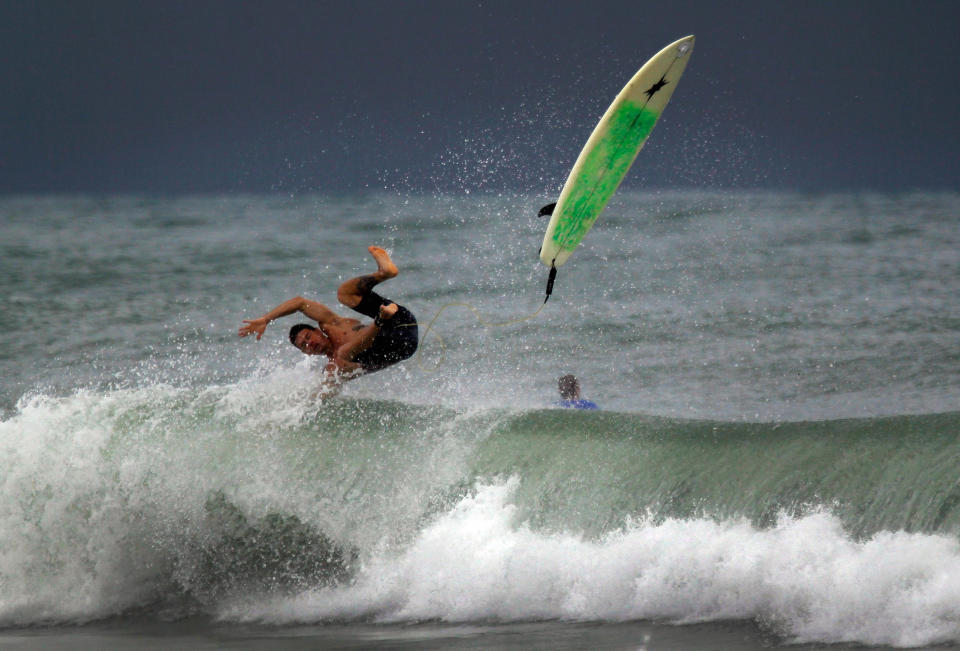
[349,292,419,372]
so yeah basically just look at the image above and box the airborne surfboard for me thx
[540,35,695,271]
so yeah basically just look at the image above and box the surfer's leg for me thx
[337,246,398,309]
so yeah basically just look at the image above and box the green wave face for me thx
[551,100,659,252]
[470,410,960,539]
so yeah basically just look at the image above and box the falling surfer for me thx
[238,246,418,391]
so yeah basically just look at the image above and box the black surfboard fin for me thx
[543,264,557,304]
[538,202,557,217]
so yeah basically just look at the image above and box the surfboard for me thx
[539,35,695,268]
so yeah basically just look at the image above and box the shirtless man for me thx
[239,246,418,382]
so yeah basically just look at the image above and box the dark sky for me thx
[2,0,959,194]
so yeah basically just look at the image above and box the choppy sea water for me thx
[1,191,959,648]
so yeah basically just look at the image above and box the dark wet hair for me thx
[289,323,317,347]
[558,374,580,400]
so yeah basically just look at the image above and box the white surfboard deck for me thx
[540,35,695,268]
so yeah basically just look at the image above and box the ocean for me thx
[1,190,959,649]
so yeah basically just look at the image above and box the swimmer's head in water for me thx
[558,374,581,400]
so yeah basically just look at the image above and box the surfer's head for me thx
[558,374,581,400]
[289,323,330,355]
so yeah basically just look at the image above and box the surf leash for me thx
[393,200,561,371]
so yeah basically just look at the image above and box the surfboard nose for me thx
[675,35,695,57]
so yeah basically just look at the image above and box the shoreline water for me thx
[0,618,839,651]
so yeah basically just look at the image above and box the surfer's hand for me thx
[239,318,268,340]
[378,303,398,321]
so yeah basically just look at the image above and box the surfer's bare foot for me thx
[368,246,398,280]
[336,248,399,309]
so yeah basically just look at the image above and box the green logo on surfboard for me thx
[552,101,660,250]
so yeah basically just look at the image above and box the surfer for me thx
[556,374,599,410]
[238,246,418,384]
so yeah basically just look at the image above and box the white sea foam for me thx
[5,382,960,645]
[225,478,960,647]
[0,380,483,625]
[0,381,317,625]
[0,389,180,624]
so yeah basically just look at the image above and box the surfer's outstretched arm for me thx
[239,296,342,340]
